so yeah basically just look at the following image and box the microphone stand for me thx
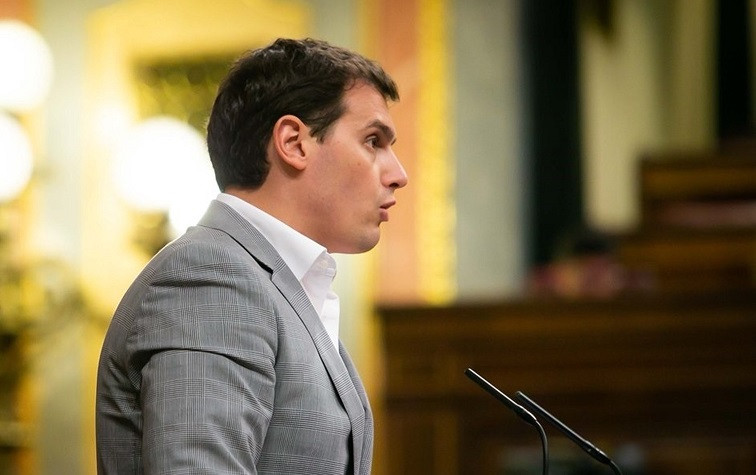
[515,391,623,475]
[465,369,549,475]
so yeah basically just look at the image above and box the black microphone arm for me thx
[515,391,623,475]
[464,368,549,475]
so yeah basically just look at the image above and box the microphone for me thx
[464,369,549,475]
[515,391,623,475]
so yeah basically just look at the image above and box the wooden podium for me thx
[378,292,756,474]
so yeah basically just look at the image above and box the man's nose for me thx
[386,150,408,189]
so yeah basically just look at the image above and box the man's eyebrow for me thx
[366,119,397,144]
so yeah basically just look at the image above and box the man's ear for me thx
[271,115,311,171]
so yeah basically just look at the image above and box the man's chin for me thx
[329,232,380,254]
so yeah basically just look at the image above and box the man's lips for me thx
[379,200,396,221]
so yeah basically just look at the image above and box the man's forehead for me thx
[342,84,397,135]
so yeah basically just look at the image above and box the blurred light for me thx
[167,161,217,236]
[0,112,34,202]
[0,20,54,112]
[112,116,217,233]
[94,103,131,146]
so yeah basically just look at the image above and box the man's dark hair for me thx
[206,37,399,191]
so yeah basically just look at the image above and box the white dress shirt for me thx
[216,193,340,351]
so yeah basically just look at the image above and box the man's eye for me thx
[366,136,379,148]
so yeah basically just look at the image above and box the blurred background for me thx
[0,0,754,474]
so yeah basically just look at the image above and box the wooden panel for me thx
[638,154,756,230]
[378,292,756,474]
[617,228,756,293]
[641,158,756,201]
[618,153,756,294]
[640,150,756,198]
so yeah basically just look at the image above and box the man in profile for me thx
[96,37,408,474]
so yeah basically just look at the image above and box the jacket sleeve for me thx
[131,236,278,474]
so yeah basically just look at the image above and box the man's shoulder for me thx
[113,224,277,327]
[147,225,261,274]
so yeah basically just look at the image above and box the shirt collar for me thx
[215,193,328,281]
[215,193,340,351]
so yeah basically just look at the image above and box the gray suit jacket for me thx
[96,200,373,474]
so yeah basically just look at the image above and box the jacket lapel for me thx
[198,200,368,474]
[340,343,373,475]
[269,270,367,475]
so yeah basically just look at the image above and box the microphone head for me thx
[464,369,540,427]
